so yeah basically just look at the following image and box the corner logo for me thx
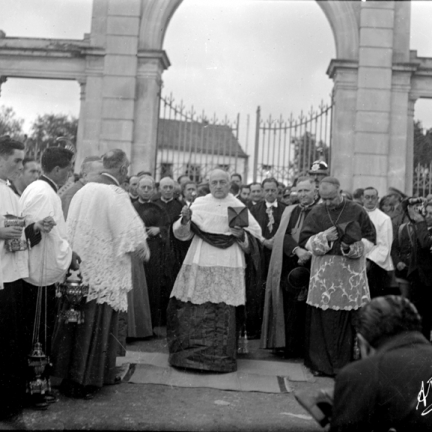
[416,377,432,416]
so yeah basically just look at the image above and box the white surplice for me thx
[170,193,263,306]
[0,179,28,288]
[67,182,149,312]
[365,207,394,271]
[20,179,72,286]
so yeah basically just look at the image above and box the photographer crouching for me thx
[391,197,432,340]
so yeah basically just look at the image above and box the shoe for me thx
[44,391,59,404]
[83,386,99,400]
[27,395,48,411]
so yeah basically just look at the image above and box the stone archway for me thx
[1,0,431,194]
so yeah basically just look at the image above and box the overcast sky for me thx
[0,0,431,140]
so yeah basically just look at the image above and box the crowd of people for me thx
[1,134,432,431]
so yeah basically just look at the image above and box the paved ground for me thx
[0,329,333,431]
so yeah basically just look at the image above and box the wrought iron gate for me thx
[156,92,333,185]
[156,94,245,183]
[252,99,333,185]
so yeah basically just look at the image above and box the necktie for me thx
[266,206,275,234]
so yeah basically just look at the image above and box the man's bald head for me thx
[82,159,103,184]
[101,149,129,184]
[319,177,343,209]
[160,176,175,200]
[209,169,230,183]
[209,169,230,199]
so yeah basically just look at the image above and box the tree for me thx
[27,113,78,158]
[290,131,330,177]
[413,120,432,167]
[0,105,24,138]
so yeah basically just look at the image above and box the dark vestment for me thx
[391,220,432,339]
[280,204,314,356]
[0,281,27,419]
[331,331,432,432]
[127,252,152,338]
[52,301,119,388]
[167,299,237,373]
[152,197,190,280]
[299,200,376,376]
[133,201,174,327]
[248,201,285,338]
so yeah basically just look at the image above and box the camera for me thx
[402,197,426,215]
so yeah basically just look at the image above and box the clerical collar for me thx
[265,200,278,208]
[138,198,151,204]
[328,198,345,211]
[300,196,320,211]
[129,192,139,199]
[39,175,58,192]
[101,173,120,186]
[161,197,173,203]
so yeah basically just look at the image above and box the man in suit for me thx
[250,178,286,338]
[247,182,263,209]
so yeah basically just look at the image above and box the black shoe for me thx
[44,391,59,404]
[27,394,48,411]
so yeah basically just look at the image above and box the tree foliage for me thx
[25,113,78,158]
[0,105,24,138]
[413,120,432,167]
[30,113,77,149]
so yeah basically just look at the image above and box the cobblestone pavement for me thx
[0,329,333,431]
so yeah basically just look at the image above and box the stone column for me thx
[75,0,142,170]
[327,61,358,192]
[388,67,416,194]
[405,99,415,194]
[131,52,169,176]
[352,1,395,196]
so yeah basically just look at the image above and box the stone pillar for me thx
[327,61,358,192]
[75,0,142,170]
[405,99,415,194]
[352,1,395,196]
[131,52,169,176]
[388,67,416,194]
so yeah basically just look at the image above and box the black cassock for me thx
[134,201,175,327]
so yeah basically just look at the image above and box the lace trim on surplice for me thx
[171,264,246,306]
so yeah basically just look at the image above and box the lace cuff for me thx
[309,232,332,255]
[173,219,194,241]
[341,240,364,259]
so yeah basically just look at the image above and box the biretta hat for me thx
[336,220,362,245]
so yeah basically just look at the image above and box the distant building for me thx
[156,119,248,182]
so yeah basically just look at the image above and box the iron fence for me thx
[156,94,245,183]
[156,93,333,185]
[253,100,333,185]
[414,162,432,197]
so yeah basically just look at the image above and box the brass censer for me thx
[4,213,27,252]
[57,269,89,324]
[27,342,52,396]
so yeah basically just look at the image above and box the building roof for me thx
[157,119,248,158]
